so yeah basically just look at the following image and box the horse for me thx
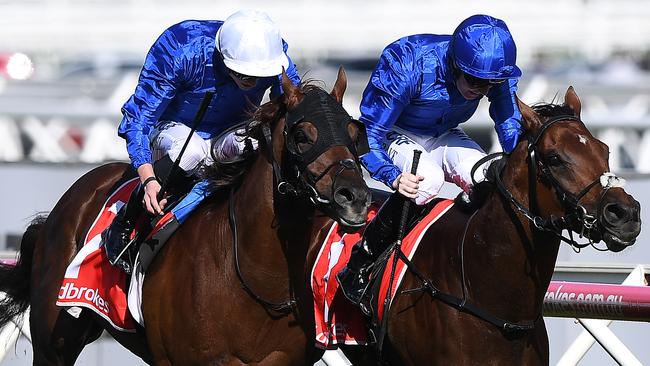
[0,67,372,365]
[343,87,642,365]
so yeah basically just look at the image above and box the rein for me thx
[229,186,296,313]
[508,115,624,250]
[227,89,362,314]
[390,114,626,334]
[398,209,537,334]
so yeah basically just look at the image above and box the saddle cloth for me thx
[56,178,177,332]
[311,199,454,348]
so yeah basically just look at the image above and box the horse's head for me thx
[255,67,371,230]
[512,87,641,251]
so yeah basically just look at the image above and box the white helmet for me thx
[216,10,290,77]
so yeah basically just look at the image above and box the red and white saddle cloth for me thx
[311,199,454,349]
[56,178,175,332]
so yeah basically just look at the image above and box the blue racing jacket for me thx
[119,20,301,169]
[360,34,522,188]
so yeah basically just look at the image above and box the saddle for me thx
[359,188,490,347]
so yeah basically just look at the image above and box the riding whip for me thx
[113,91,215,265]
[378,149,421,351]
[157,90,215,200]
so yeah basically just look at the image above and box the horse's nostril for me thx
[603,203,630,225]
[335,187,355,204]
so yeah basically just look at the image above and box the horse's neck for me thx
[235,157,327,269]
[463,165,561,320]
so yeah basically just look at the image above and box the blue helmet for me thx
[450,14,521,80]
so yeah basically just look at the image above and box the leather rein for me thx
[229,90,363,314]
[394,115,625,334]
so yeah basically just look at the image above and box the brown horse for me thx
[0,68,372,365]
[344,87,642,365]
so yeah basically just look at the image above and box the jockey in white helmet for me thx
[104,10,300,273]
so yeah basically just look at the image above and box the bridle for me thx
[394,115,626,334]
[266,89,363,211]
[493,115,626,250]
[230,88,364,313]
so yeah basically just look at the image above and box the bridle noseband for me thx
[395,114,627,335]
[498,114,626,250]
[268,89,363,209]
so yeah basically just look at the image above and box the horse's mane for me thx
[455,101,576,212]
[201,81,326,195]
[532,102,574,120]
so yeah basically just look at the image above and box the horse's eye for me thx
[545,154,564,167]
[294,130,312,144]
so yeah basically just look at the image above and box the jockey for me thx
[102,10,301,273]
[337,14,523,306]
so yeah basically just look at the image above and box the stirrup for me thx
[113,256,132,275]
[102,220,135,274]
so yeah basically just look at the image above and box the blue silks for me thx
[359,33,522,188]
[118,20,300,169]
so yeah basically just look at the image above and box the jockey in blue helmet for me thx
[338,14,523,307]
[102,10,301,273]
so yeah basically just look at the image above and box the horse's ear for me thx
[282,68,301,109]
[330,66,347,103]
[516,95,542,133]
[564,86,581,118]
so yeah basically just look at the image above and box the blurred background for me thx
[0,0,649,364]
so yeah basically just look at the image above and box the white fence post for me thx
[576,319,642,366]
[556,265,646,365]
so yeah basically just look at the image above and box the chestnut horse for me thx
[344,87,641,365]
[0,68,371,365]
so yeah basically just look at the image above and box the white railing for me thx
[553,265,648,365]
[1,264,648,365]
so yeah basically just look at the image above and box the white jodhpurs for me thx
[385,126,487,205]
[149,121,258,174]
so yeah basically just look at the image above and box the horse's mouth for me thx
[603,232,636,252]
[336,217,367,233]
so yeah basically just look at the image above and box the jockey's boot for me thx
[102,183,145,274]
[336,192,407,310]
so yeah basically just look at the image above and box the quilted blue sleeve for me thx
[118,27,181,169]
[488,78,523,153]
[359,41,419,188]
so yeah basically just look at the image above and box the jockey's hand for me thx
[392,173,424,200]
[143,179,167,215]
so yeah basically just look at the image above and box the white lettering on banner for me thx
[598,128,641,172]
[544,285,627,317]
[59,282,111,314]
[79,119,129,163]
[0,117,24,161]
[3,113,650,170]
[22,116,69,162]
[544,285,620,304]
[639,129,650,173]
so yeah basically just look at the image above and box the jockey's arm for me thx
[119,27,182,214]
[119,27,181,171]
[137,163,167,215]
[359,42,418,193]
[487,78,523,153]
